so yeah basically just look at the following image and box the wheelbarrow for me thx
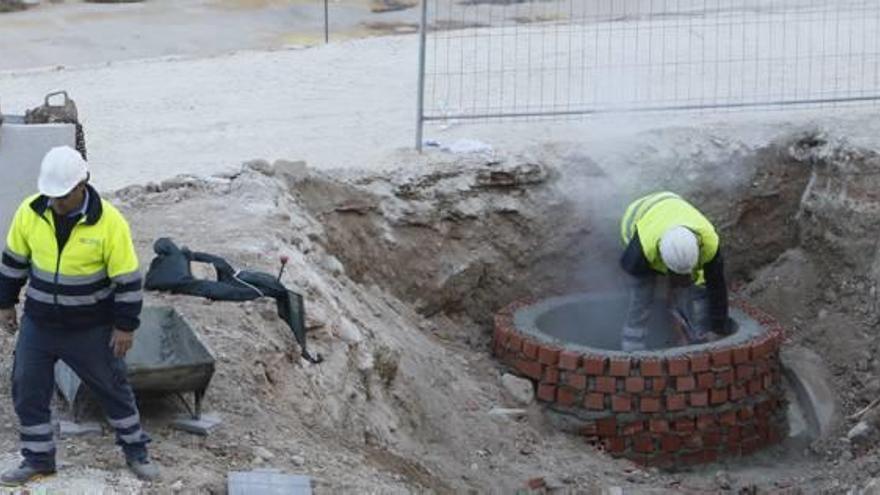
[55,306,215,420]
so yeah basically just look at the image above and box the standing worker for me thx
[0,146,159,485]
[619,191,731,351]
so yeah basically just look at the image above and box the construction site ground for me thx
[1,0,879,493]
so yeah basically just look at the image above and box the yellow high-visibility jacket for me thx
[619,191,728,330]
[0,185,142,331]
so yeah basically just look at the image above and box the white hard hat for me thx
[659,226,699,275]
[38,146,88,197]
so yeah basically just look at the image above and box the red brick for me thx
[597,417,617,436]
[754,358,770,374]
[537,383,556,402]
[730,384,747,402]
[543,367,560,385]
[567,373,587,390]
[633,435,654,454]
[690,390,709,407]
[649,419,670,433]
[612,395,632,412]
[594,376,617,394]
[683,434,703,450]
[716,369,735,387]
[514,360,543,380]
[639,359,664,377]
[651,377,668,392]
[644,454,675,469]
[703,431,723,448]
[719,410,737,427]
[661,434,682,453]
[493,326,510,346]
[557,387,577,406]
[538,346,561,366]
[681,449,718,465]
[508,333,523,353]
[527,477,546,490]
[728,425,743,442]
[558,351,580,370]
[580,422,597,436]
[622,421,645,436]
[640,396,662,413]
[697,372,715,390]
[584,393,605,410]
[666,393,687,411]
[583,355,606,375]
[609,358,631,377]
[711,349,732,368]
[710,388,729,405]
[674,418,695,433]
[736,364,756,381]
[738,405,754,420]
[603,436,625,454]
[732,346,751,364]
[697,414,717,431]
[667,357,690,376]
[522,340,539,360]
[625,377,645,393]
[689,354,711,373]
[747,377,763,395]
[676,375,696,391]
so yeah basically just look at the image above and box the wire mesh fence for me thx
[416,0,880,148]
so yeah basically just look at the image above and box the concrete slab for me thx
[228,470,312,495]
[0,121,76,241]
[781,345,840,440]
[57,420,102,438]
[172,413,222,436]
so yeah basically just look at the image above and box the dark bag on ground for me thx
[144,237,322,363]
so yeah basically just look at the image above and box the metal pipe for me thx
[421,95,880,122]
[324,0,329,43]
[415,0,429,151]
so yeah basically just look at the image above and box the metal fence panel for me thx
[416,0,880,148]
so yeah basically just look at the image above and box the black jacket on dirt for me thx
[144,238,321,363]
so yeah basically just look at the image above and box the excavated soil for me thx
[1,130,879,492]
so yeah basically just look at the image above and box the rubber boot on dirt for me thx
[0,462,55,486]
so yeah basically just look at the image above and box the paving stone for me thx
[172,413,223,436]
[228,469,312,495]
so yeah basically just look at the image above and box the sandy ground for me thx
[3,0,880,493]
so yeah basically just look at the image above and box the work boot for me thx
[126,457,160,482]
[0,462,55,486]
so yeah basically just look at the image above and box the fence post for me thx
[415,0,428,152]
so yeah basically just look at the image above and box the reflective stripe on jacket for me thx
[0,185,142,331]
[620,191,720,281]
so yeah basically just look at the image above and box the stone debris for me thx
[501,373,535,406]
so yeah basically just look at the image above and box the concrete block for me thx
[171,413,223,435]
[0,121,76,241]
[228,470,312,495]
[781,345,840,440]
[58,420,102,438]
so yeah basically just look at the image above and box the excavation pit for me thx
[493,292,789,470]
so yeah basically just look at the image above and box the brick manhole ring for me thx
[493,293,788,470]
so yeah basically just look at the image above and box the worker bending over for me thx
[619,191,731,351]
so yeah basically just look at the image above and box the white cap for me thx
[659,226,699,275]
[38,146,88,197]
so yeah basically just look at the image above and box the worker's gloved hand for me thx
[110,328,135,357]
[0,307,18,335]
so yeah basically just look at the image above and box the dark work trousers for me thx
[622,276,710,351]
[12,315,150,470]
